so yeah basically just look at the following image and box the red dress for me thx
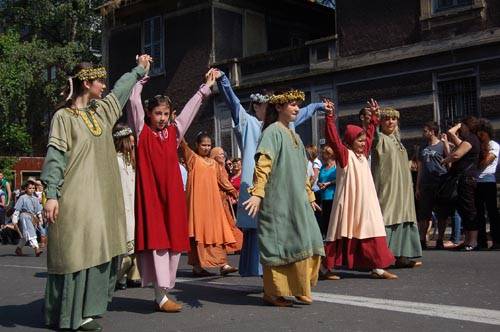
[135,125,190,252]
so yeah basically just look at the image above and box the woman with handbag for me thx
[441,117,481,251]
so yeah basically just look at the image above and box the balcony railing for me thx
[213,35,335,86]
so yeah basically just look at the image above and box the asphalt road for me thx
[1,244,500,332]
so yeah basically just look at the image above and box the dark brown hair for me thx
[423,121,440,136]
[262,88,290,130]
[60,62,96,109]
[461,116,479,134]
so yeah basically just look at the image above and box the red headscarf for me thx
[344,125,364,146]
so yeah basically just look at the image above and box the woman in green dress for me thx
[371,108,422,268]
[244,89,326,307]
[41,55,151,331]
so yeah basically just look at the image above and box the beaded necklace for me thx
[66,103,103,137]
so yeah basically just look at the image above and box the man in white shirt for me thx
[476,119,500,249]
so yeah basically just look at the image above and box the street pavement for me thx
[1,244,500,332]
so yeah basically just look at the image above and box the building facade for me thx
[101,0,334,151]
[102,0,500,159]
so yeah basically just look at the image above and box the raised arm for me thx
[126,78,148,137]
[175,85,212,144]
[325,114,349,168]
[295,102,325,128]
[365,113,379,155]
[216,71,244,126]
[179,139,198,172]
[111,55,150,109]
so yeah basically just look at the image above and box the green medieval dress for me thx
[41,65,146,329]
[256,122,324,266]
[371,131,422,258]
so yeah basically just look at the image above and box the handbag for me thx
[435,164,473,203]
[435,174,459,203]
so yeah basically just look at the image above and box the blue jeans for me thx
[451,211,462,244]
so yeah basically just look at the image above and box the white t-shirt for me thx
[477,140,499,183]
[307,158,323,192]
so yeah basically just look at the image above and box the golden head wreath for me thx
[379,107,400,119]
[268,90,305,105]
[75,67,107,81]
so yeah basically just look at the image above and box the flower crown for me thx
[269,90,305,105]
[379,107,400,119]
[250,93,270,104]
[75,67,107,81]
[113,127,133,138]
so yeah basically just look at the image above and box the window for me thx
[143,16,164,75]
[434,0,473,12]
[215,106,239,159]
[243,11,267,57]
[437,76,479,128]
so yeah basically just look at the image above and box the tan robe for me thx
[46,94,127,274]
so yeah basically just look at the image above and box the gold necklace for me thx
[80,110,102,136]
[66,108,103,136]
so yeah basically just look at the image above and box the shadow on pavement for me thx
[172,282,264,309]
[0,299,45,329]
[109,297,154,315]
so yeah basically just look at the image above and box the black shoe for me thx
[489,244,500,251]
[435,240,444,250]
[115,282,126,291]
[126,280,142,288]
[420,240,428,250]
[463,245,479,252]
[79,320,102,331]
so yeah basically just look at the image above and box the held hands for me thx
[136,54,153,73]
[204,68,218,88]
[44,199,59,224]
[243,195,262,218]
[321,97,335,117]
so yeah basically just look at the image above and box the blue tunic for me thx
[14,194,42,241]
[217,73,324,275]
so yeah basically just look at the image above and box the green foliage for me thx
[0,156,17,181]
[0,0,105,156]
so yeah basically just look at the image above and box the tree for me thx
[0,0,105,156]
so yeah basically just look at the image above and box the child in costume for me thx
[244,89,325,307]
[112,123,141,291]
[41,55,150,331]
[322,100,397,280]
[371,107,423,268]
[215,70,329,277]
[12,179,43,257]
[130,69,217,313]
[181,133,239,277]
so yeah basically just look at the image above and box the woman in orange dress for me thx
[181,134,239,276]
[210,147,243,253]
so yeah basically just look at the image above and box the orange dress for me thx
[215,164,243,253]
[181,141,237,268]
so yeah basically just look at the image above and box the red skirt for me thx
[323,237,395,270]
